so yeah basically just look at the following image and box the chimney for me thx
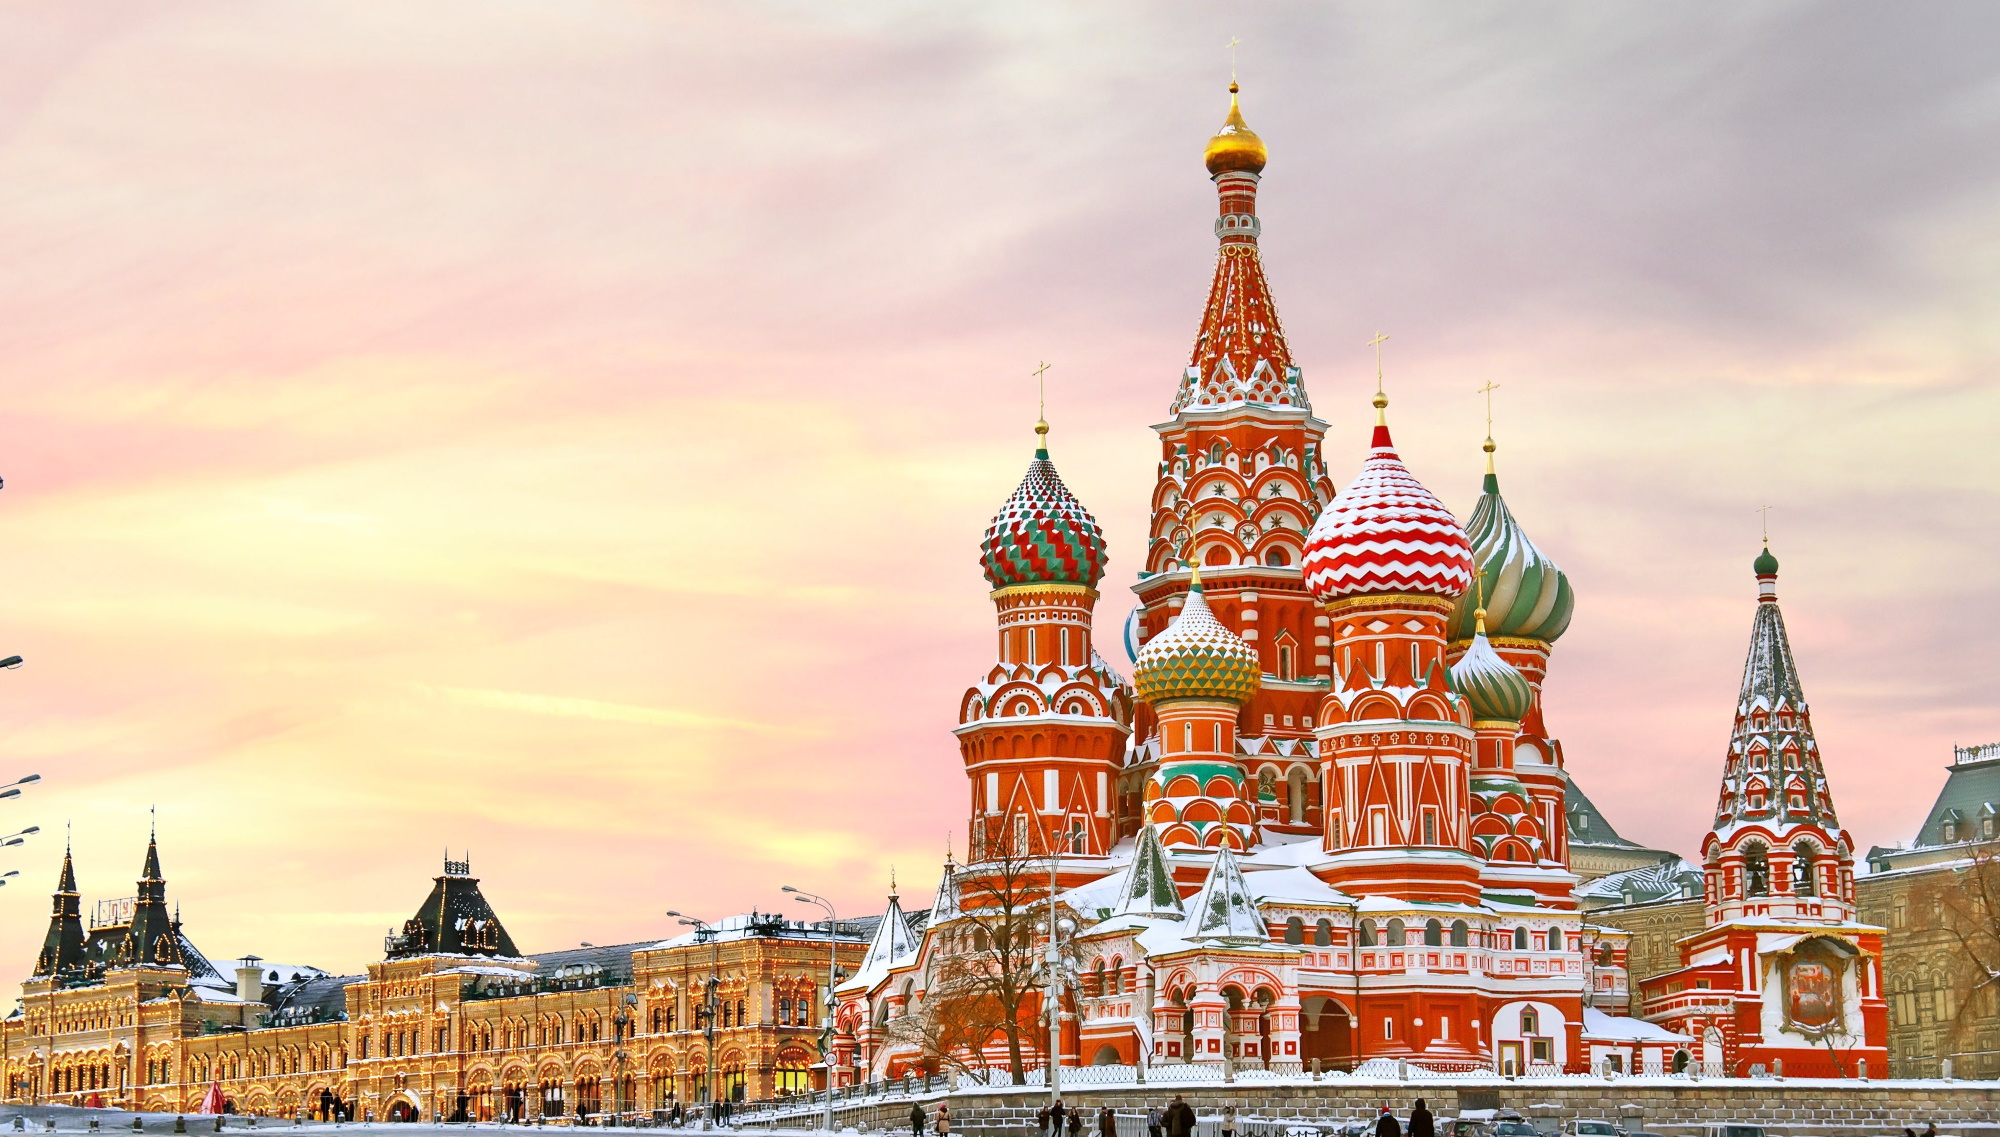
[236,954,265,1004]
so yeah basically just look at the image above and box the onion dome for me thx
[1450,610,1533,723]
[1302,401,1475,602]
[1133,569,1261,705]
[1204,82,1267,176]
[1754,546,1779,577]
[1447,445,1574,642]
[980,424,1108,589]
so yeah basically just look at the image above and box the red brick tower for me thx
[958,420,1134,873]
[1130,83,1338,843]
[1302,392,1482,904]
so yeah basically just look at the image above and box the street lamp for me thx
[667,911,722,1121]
[782,886,839,1135]
[1,826,39,849]
[1,774,40,804]
[0,870,19,888]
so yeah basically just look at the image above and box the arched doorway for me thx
[386,1099,419,1123]
[1300,996,1353,1071]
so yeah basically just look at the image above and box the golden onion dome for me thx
[1133,570,1262,706]
[1204,82,1268,176]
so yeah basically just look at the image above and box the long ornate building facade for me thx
[2,849,868,1118]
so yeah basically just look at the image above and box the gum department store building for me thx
[7,85,1991,1116]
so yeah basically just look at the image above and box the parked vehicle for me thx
[1442,1120,1496,1137]
[1697,1127,1766,1137]
[1563,1122,1623,1137]
[1492,1121,1542,1137]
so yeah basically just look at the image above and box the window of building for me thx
[1422,809,1438,845]
[1547,927,1562,951]
[1521,1008,1539,1035]
[1450,920,1469,947]
[1531,1038,1552,1063]
[1315,918,1333,947]
[1069,820,1084,854]
[1513,927,1529,951]
[1743,845,1771,896]
[1424,919,1442,947]
[1357,920,1377,947]
[1285,917,1304,945]
[1277,643,1295,677]
[1793,843,1817,896]
[1386,919,1406,947]
[1383,1018,1394,1040]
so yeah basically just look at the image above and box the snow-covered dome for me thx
[1449,613,1534,723]
[980,429,1108,589]
[1447,452,1574,643]
[1303,409,1475,603]
[1133,575,1261,705]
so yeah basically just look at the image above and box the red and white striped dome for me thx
[1303,421,1475,602]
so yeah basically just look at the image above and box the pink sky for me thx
[1,3,1996,983]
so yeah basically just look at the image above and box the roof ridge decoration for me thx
[1174,83,1309,416]
[1113,825,1185,919]
[1710,547,1842,833]
[856,890,918,975]
[1302,402,1474,602]
[1181,845,1267,944]
[980,431,1108,590]
[928,860,961,925]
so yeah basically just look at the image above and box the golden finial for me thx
[1478,380,1501,475]
[1368,332,1391,425]
[1032,361,1052,452]
[1473,563,1488,637]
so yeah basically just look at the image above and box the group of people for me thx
[1369,1100,1436,1137]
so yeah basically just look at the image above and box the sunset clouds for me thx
[0,2,1995,981]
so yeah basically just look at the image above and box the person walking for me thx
[1408,1100,1433,1137]
[1040,1105,1053,1137]
[1164,1097,1195,1137]
[912,1103,928,1137]
[1069,1106,1086,1137]
[1221,1106,1236,1137]
[935,1102,951,1137]
[1374,1106,1401,1137]
[1147,1104,1164,1137]
[1099,1105,1118,1137]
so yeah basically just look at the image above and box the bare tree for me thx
[1931,848,2000,1067]
[909,840,1077,1084]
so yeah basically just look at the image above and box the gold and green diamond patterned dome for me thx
[1133,571,1261,706]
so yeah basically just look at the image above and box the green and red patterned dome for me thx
[1133,573,1262,705]
[1447,450,1574,644]
[980,432,1109,590]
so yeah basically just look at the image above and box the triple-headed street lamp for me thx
[666,911,723,1119]
[781,886,839,1135]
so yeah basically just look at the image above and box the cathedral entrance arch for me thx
[385,1097,419,1123]
[1300,996,1353,1070]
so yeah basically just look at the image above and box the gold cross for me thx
[1477,380,1501,441]
[1032,360,1050,420]
[1227,37,1241,82]
[1367,332,1390,394]
[1759,504,1773,545]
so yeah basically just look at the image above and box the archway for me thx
[1090,1045,1122,1066]
[1300,996,1353,1071]
[386,1099,419,1123]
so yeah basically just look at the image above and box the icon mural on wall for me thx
[1784,940,1848,1031]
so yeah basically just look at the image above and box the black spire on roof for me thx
[117,827,191,970]
[32,841,87,978]
[385,854,519,959]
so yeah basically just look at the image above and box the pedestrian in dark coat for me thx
[1408,1100,1434,1137]
[1374,1106,1401,1137]
[1163,1097,1196,1137]
[1039,1106,1053,1137]
[1099,1106,1118,1137]
[912,1103,928,1137]
[1069,1107,1086,1137]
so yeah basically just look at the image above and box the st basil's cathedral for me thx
[827,84,1889,1081]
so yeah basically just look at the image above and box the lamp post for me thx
[782,886,839,1136]
[1039,814,1077,1106]
[614,991,637,1124]
[1,826,39,849]
[0,772,40,804]
[667,912,722,1123]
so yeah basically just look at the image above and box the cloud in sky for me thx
[0,1,1995,979]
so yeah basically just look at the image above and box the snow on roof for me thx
[1243,866,1351,907]
[1181,846,1267,944]
[1581,1006,1690,1043]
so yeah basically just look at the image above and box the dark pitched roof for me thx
[385,859,519,959]
[267,974,360,1026]
[1563,768,1643,849]
[1913,746,2000,848]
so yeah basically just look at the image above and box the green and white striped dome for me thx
[1449,461,1574,643]
[1450,618,1534,723]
